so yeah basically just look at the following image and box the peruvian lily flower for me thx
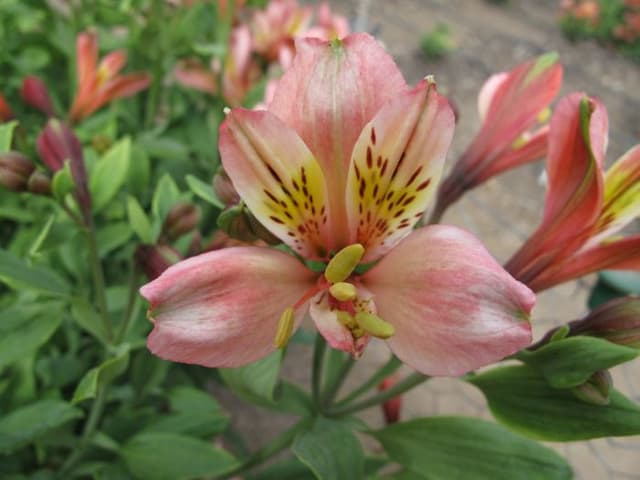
[505,92,640,292]
[69,32,151,123]
[431,53,563,221]
[141,34,534,376]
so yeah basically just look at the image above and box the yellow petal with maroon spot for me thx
[346,80,455,262]
[220,108,330,260]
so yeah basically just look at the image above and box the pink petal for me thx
[174,59,219,95]
[477,72,508,122]
[99,51,127,79]
[219,108,332,259]
[309,291,369,357]
[269,33,407,246]
[505,93,607,284]
[141,246,316,368]
[531,235,640,291]
[345,80,455,261]
[362,226,534,376]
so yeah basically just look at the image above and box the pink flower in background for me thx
[431,53,562,220]
[0,93,13,122]
[506,93,640,292]
[141,34,534,376]
[69,32,150,122]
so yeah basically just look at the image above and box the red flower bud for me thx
[212,168,240,207]
[0,93,13,122]
[569,296,640,348]
[27,171,52,195]
[0,152,35,192]
[378,376,402,424]
[135,244,183,281]
[21,76,55,116]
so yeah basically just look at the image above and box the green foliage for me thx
[372,416,572,479]
[420,23,455,60]
[470,365,640,440]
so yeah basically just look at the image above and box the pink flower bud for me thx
[21,76,55,116]
[0,93,13,122]
[0,152,35,192]
[135,244,183,281]
[378,376,402,424]
[571,369,611,405]
[162,202,201,241]
[27,171,52,195]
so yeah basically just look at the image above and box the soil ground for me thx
[216,1,640,478]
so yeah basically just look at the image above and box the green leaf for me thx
[519,336,638,388]
[152,174,181,222]
[89,137,131,213]
[185,174,224,208]
[71,297,108,343]
[372,416,571,480]
[293,417,364,480]
[219,350,282,404]
[97,222,133,257]
[72,349,130,404]
[0,400,83,453]
[127,195,153,243]
[248,457,315,480]
[469,365,640,440]
[51,163,75,203]
[27,214,55,258]
[121,433,237,480]
[0,249,70,296]
[0,120,18,153]
[0,304,63,370]
[144,387,229,437]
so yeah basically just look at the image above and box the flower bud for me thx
[0,93,13,122]
[568,297,640,348]
[0,152,35,192]
[162,202,201,241]
[571,370,612,406]
[212,167,240,207]
[27,171,52,195]
[217,203,280,245]
[20,76,55,116]
[378,376,402,424]
[135,244,183,281]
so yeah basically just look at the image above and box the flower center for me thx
[274,243,394,348]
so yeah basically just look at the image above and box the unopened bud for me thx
[217,203,280,245]
[571,370,612,406]
[27,171,52,195]
[135,244,183,281]
[378,376,402,424]
[21,76,55,116]
[0,152,35,191]
[212,168,240,207]
[246,210,280,245]
[569,297,640,348]
[0,93,13,122]
[162,202,201,241]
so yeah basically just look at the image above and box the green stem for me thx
[115,266,140,343]
[311,334,327,407]
[86,225,113,342]
[334,355,402,407]
[59,386,108,475]
[320,356,355,408]
[219,418,310,479]
[325,372,429,417]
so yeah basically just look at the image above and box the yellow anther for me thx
[354,312,395,339]
[537,106,551,124]
[324,244,365,283]
[329,282,357,302]
[337,311,356,328]
[274,307,295,349]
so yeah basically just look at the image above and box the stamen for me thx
[537,106,551,124]
[329,282,357,301]
[324,244,365,283]
[274,307,295,348]
[355,312,395,339]
[337,311,356,328]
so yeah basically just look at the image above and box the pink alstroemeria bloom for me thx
[506,92,640,292]
[431,53,563,221]
[69,32,151,122]
[304,3,350,41]
[141,34,534,376]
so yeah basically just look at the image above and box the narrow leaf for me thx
[89,137,131,213]
[185,174,224,208]
[0,249,70,296]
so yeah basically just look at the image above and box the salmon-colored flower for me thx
[141,34,534,376]
[506,93,640,292]
[431,53,562,221]
[69,32,150,122]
